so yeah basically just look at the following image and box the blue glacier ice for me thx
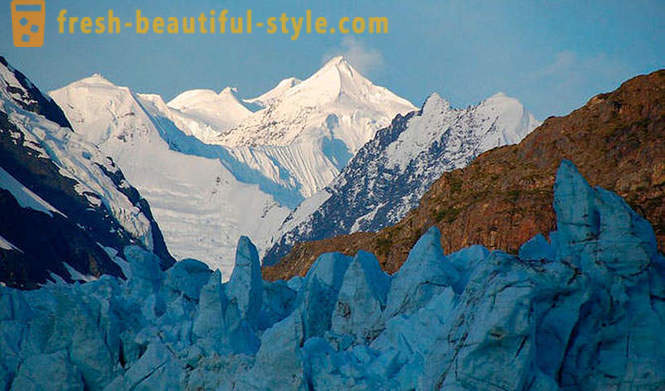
[330,251,390,345]
[1,160,664,390]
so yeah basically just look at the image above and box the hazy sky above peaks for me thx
[1,0,664,119]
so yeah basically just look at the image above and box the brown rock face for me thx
[263,69,665,281]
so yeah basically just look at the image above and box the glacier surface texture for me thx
[1,160,664,390]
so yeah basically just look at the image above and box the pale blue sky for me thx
[1,0,664,119]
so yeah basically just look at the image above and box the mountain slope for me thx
[0,57,173,289]
[50,76,290,276]
[263,92,539,266]
[264,69,665,280]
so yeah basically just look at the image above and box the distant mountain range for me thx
[48,56,543,277]
[48,57,415,275]
[1,54,542,285]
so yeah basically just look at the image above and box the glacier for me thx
[1,160,664,390]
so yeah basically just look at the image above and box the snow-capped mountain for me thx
[165,87,252,143]
[215,56,416,196]
[49,58,415,275]
[160,56,415,198]
[264,92,540,265]
[50,76,290,276]
[220,56,415,149]
[0,57,174,288]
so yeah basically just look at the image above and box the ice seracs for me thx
[383,226,459,319]
[1,161,663,390]
[330,251,390,343]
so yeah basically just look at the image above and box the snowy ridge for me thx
[217,56,415,149]
[264,92,540,265]
[244,77,301,108]
[157,56,415,197]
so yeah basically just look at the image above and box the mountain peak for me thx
[168,89,219,109]
[288,55,389,107]
[165,87,252,140]
[317,55,357,79]
[79,73,115,86]
[322,55,350,67]
[422,92,451,114]
[220,86,240,97]
[482,91,521,107]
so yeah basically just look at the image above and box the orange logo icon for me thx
[11,0,45,47]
